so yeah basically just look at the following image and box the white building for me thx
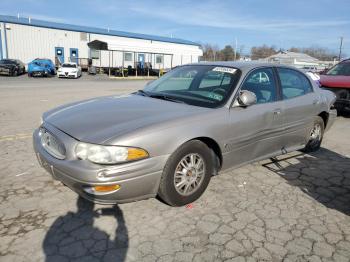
[262,51,319,67]
[0,15,203,70]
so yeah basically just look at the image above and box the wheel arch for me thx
[189,136,223,172]
[318,111,329,128]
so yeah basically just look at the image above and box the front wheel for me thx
[158,140,215,206]
[302,116,324,153]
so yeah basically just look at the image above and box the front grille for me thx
[39,128,66,159]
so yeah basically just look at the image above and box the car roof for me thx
[188,61,300,73]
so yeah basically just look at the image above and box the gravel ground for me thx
[0,74,349,262]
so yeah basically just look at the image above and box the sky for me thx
[1,0,350,55]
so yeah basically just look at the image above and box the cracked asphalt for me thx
[0,75,349,262]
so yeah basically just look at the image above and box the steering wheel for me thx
[212,88,227,97]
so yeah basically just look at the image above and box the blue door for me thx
[138,53,145,69]
[55,47,64,64]
[70,48,79,64]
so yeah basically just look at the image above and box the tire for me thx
[158,140,215,206]
[302,116,324,153]
[12,70,18,76]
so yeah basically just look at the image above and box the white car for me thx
[57,63,82,78]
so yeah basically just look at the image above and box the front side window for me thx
[277,68,313,99]
[241,68,277,104]
[142,65,241,108]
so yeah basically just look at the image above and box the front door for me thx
[227,67,284,166]
[55,47,64,65]
[70,48,79,64]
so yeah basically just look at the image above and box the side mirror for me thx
[236,90,257,107]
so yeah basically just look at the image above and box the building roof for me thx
[0,14,201,47]
[267,51,318,62]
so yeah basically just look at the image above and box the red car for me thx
[320,59,350,114]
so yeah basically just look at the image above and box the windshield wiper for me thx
[136,90,150,97]
[149,94,187,104]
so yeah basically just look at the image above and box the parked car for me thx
[0,59,25,76]
[320,59,350,114]
[28,58,56,77]
[33,62,336,206]
[57,63,82,78]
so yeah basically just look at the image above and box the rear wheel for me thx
[302,116,324,153]
[158,140,215,206]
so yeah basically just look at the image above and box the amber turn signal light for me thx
[94,184,121,192]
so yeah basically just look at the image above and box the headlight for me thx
[75,142,149,164]
[71,70,77,73]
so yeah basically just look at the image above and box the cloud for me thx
[127,1,350,31]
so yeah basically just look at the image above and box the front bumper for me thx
[33,123,168,204]
[334,99,350,112]
[0,68,11,75]
[58,72,78,78]
[30,70,48,77]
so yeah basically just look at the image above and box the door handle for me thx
[273,109,281,115]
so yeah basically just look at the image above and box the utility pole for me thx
[234,38,238,61]
[339,36,343,62]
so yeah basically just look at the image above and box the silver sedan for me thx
[33,62,337,206]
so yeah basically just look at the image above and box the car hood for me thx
[320,75,350,88]
[29,63,46,71]
[44,94,208,144]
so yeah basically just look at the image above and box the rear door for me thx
[227,67,284,166]
[276,67,317,150]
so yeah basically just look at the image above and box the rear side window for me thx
[241,67,277,104]
[277,68,313,99]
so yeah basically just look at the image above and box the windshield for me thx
[326,62,350,76]
[62,64,76,68]
[142,65,241,108]
[0,59,16,65]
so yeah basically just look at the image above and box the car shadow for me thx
[43,197,128,261]
[262,148,350,215]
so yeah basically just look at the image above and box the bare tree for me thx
[202,44,220,61]
[250,45,277,60]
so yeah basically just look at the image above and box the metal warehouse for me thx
[0,15,203,73]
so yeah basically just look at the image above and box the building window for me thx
[90,49,100,59]
[156,54,163,64]
[124,52,133,61]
